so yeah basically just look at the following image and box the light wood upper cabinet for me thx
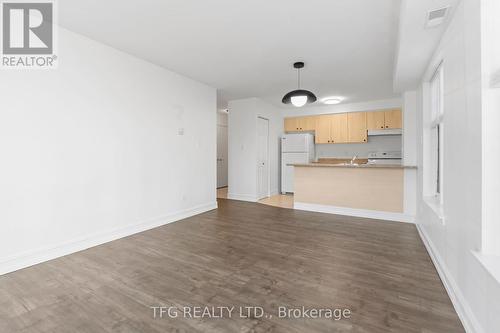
[331,113,348,143]
[298,116,316,131]
[384,109,402,129]
[284,108,402,142]
[348,112,367,143]
[315,114,348,144]
[366,111,385,130]
[284,116,316,132]
[284,118,298,132]
[315,115,332,144]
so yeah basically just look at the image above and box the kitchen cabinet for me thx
[284,116,316,132]
[315,115,332,144]
[366,111,385,130]
[315,114,348,144]
[348,112,367,143]
[298,116,316,131]
[384,109,402,129]
[284,118,299,132]
[285,108,402,142]
[366,109,402,130]
[331,113,348,143]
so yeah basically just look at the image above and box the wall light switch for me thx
[178,128,184,135]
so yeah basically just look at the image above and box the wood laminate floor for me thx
[258,194,294,209]
[217,187,228,199]
[0,199,464,333]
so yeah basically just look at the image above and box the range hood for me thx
[367,129,402,136]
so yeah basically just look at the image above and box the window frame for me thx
[429,63,444,205]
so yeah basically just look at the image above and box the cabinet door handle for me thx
[386,126,389,128]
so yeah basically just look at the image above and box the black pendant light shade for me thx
[282,89,317,105]
[282,62,317,107]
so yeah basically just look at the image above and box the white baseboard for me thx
[0,202,217,276]
[227,193,258,202]
[416,224,483,333]
[294,202,415,223]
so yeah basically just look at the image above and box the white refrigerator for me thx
[281,133,315,194]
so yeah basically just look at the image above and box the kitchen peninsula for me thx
[292,162,417,222]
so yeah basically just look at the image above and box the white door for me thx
[257,117,269,199]
[217,124,228,188]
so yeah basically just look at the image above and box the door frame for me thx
[256,116,270,200]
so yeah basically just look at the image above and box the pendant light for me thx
[282,62,317,107]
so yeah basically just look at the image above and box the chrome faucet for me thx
[350,155,358,165]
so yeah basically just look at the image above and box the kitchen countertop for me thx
[290,163,417,169]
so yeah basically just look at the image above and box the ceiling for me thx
[58,0,402,108]
[394,0,459,92]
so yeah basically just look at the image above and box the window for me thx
[430,64,444,204]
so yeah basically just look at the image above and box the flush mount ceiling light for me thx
[282,62,317,108]
[322,97,343,105]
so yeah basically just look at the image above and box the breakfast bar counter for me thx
[292,163,416,216]
[291,163,417,169]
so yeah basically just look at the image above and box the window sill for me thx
[472,251,500,285]
[423,196,445,225]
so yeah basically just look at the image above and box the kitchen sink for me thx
[336,162,360,166]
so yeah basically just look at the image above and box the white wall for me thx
[0,27,217,275]
[316,136,402,158]
[414,1,500,332]
[481,0,500,256]
[402,91,418,165]
[402,91,418,218]
[228,98,282,201]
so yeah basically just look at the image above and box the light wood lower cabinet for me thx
[347,112,367,143]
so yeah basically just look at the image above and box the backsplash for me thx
[315,135,402,159]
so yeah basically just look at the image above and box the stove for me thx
[367,151,402,165]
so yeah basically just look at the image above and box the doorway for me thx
[257,117,270,199]
[217,110,228,190]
